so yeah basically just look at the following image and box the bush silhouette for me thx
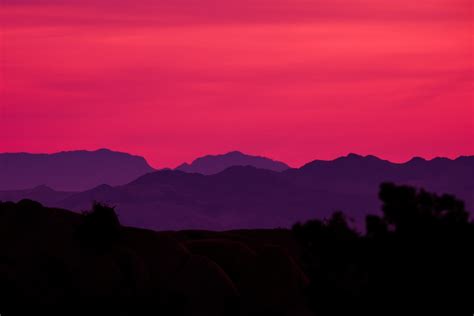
[77,202,121,250]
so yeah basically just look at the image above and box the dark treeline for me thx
[293,182,474,315]
[0,183,473,315]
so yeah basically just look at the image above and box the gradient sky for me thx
[1,0,473,168]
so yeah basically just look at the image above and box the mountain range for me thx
[0,149,289,191]
[1,150,472,231]
[176,151,289,175]
[0,149,155,191]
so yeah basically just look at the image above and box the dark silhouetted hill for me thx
[0,154,472,231]
[175,151,290,175]
[0,149,155,191]
[0,200,310,315]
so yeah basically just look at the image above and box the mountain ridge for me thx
[1,154,472,231]
[0,149,155,191]
[176,151,290,175]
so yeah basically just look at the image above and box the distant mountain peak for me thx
[407,157,427,163]
[94,184,114,190]
[343,153,384,161]
[0,149,155,191]
[32,185,55,192]
[302,153,390,170]
[226,150,244,155]
[346,153,363,159]
[176,151,289,175]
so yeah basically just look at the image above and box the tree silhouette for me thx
[379,182,469,234]
[365,214,388,237]
[294,182,474,315]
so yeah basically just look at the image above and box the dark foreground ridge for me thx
[1,183,473,315]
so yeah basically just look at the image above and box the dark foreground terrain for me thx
[1,183,473,315]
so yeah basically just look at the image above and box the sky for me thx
[1,0,473,168]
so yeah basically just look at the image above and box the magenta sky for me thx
[1,0,473,168]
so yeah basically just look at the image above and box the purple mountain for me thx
[0,149,154,191]
[175,151,289,175]
[1,153,472,231]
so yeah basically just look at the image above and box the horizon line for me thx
[1,147,473,170]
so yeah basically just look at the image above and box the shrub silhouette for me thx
[293,211,356,241]
[77,202,121,250]
[293,211,362,315]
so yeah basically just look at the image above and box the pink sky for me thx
[1,0,473,168]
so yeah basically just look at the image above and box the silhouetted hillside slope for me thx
[176,151,289,175]
[0,201,310,316]
[1,154,472,231]
[0,149,154,191]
